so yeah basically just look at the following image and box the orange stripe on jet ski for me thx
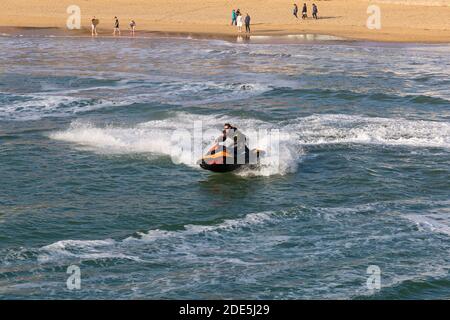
[202,151,231,160]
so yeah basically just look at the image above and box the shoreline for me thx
[1,26,450,46]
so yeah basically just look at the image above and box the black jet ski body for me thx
[200,162,242,173]
[198,145,265,173]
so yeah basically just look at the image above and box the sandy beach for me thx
[1,0,450,42]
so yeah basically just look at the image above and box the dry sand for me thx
[1,0,450,42]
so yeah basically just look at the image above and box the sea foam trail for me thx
[50,112,302,176]
[50,112,450,177]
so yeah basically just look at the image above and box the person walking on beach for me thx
[113,16,120,36]
[293,4,299,19]
[302,3,308,19]
[312,4,318,19]
[236,13,243,33]
[245,13,251,33]
[130,20,136,36]
[231,9,237,26]
[91,16,99,36]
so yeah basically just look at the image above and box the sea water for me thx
[0,36,449,299]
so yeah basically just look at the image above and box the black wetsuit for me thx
[219,128,250,165]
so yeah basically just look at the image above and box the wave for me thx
[289,114,450,149]
[37,210,279,264]
[405,214,450,237]
[0,78,271,121]
[104,80,271,107]
[38,239,141,263]
[36,199,450,266]
[0,95,115,121]
[28,199,450,299]
[49,112,302,176]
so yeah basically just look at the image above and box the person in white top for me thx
[236,14,243,33]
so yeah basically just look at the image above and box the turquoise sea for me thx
[0,35,449,299]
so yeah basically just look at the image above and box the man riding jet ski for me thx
[198,123,264,173]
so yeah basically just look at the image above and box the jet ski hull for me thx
[199,162,242,173]
[198,149,265,173]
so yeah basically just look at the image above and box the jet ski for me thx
[198,143,265,173]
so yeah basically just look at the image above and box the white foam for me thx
[0,95,114,121]
[405,214,450,236]
[38,239,142,263]
[37,210,278,263]
[50,112,304,176]
[291,114,450,149]
[0,77,271,121]
[50,121,171,155]
[50,112,450,179]
[124,211,275,243]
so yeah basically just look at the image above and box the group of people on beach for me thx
[90,4,319,37]
[293,3,319,20]
[229,3,318,35]
[231,9,251,33]
[91,16,136,36]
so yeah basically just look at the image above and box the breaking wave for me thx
[37,210,279,264]
[0,79,271,121]
[289,114,450,149]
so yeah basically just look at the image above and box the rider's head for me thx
[223,123,235,135]
[223,123,233,135]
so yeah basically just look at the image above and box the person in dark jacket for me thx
[245,13,251,33]
[312,3,318,19]
[293,4,299,18]
[302,3,307,19]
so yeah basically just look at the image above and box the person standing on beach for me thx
[91,16,99,36]
[293,4,299,19]
[245,13,251,33]
[113,16,120,36]
[302,3,308,19]
[130,20,136,36]
[312,4,318,19]
[231,9,237,26]
[236,13,243,33]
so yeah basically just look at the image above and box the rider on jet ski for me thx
[211,123,250,164]
[199,123,265,172]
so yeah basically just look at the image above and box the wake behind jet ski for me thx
[198,123,265,173]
